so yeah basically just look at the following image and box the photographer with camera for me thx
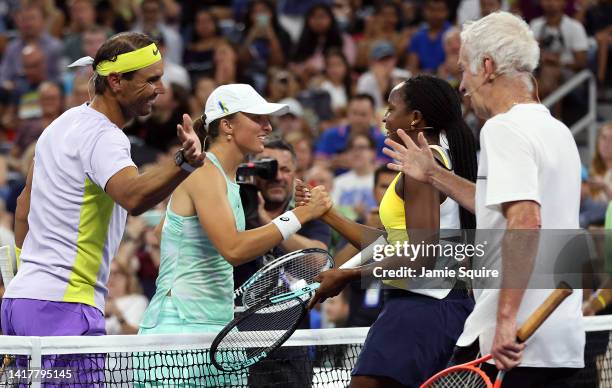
[234,138,332,387]
[235,138,332,288]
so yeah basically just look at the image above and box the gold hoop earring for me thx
[410,120,418,129]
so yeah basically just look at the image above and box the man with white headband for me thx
[1,32,205,343]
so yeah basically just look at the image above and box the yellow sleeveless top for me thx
[378,145,453,292]
[379,145,451,232]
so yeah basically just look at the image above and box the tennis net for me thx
[1,317,612,387]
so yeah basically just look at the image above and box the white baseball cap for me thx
[204,84,288,126]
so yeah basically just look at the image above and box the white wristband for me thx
[271,211,302,240]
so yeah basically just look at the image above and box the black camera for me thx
[237,158,278,183]
[238,158,278,229]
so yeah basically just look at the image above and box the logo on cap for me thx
[218,101,229,113]
[153,48,159,56]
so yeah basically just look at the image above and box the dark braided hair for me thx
[399,75,478,229]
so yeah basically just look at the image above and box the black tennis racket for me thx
[234,248,334,308]
[212,236,388,371]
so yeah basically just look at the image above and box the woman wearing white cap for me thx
[136,84,332,386]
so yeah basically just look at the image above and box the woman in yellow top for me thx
[306,75,478,387]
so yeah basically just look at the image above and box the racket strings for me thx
[426,368,490,388]
[212,299,305,370]
[242,252,332,307]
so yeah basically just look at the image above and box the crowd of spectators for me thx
[0,0,610,332]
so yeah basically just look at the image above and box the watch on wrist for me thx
[175,148,196,173]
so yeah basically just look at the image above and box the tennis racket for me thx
[211,236,388,372]
[233,248,334,308]
[420,282,574,388]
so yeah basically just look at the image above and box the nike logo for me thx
[153,48,159,56]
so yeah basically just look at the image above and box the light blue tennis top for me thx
[140,152,245,328]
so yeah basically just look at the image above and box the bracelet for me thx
[271,211,302,240]
[597,294,607,310]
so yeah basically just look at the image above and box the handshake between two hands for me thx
[294,180,333,219]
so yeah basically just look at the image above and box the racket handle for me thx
[516,281,573,342]
[340,235,388,269]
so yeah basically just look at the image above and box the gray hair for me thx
[461,12,539,89]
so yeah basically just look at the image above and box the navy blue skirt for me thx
[352,289,474,387]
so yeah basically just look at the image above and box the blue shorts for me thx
[352,289,474,387]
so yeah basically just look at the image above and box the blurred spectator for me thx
[369,164,396,229]
[437,27,462,89]
[0,3,63,86]
[95,0,133,32]
[105,260,148,335]
[315,94,389,175]
[213,39,253,86]
[322,290,350,328]
[285,131,315,179]
[531,0,588,97]
[457,0,506,25]
[125,82,190,152]
[66,74,91,108]
[354,2,410,70]
[267,68,301,101]
[331,133,377,219]
[304,164,334,193]
[115,211,162,300]
[9,82,63,168]
[516,0,578,22]
[5,141,36,215]
[330,0,356,33]
[132,0,183,64]
[356,40,411,111]
[581,123,612,227]
[1,44,48,128]
[63,0,98,63]
[188,77,216,118]
[182,8,222,84]
[314,49,353,116]
[406,0,451,74]
[239,0,292,92]
[584,0,612,84]
[276,97,311,138]
[153,34,190,91]
[290,4,356,83]
[65,26,107,89]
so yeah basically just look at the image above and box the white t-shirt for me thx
[319,80,348,112]
[456,104,584,368]
[331,171,376,212]
[530,16,588,66]
[4,104,136,312]
[105,294,149,334]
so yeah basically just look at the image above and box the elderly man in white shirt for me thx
[383,12,584,386]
